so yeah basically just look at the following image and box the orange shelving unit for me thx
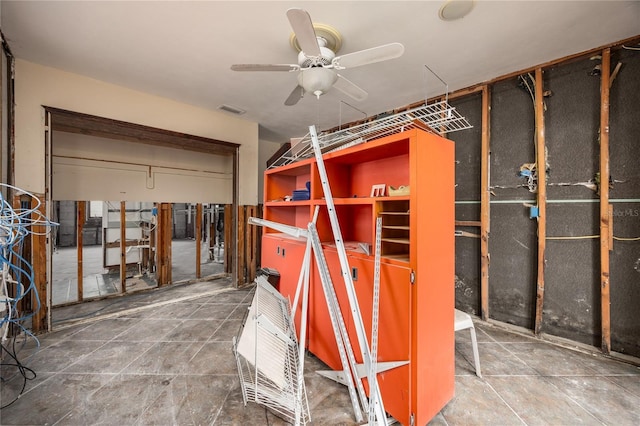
[261,128,455,425]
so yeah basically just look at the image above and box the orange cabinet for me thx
[261,129,454,425]
[259,234,308,333]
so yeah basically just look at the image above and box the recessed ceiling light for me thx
[439,0,475,21]
[218,104,246,115]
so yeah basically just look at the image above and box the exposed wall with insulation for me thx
[450,93,482,315]
[450,45,640,357]
[14,60,259,205]
[608,48,640,357]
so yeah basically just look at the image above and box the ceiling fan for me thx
[230,8,405,106]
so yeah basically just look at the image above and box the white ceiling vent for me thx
[218,104,246,115]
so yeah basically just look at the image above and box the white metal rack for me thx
[233,276,311,424]
[268,101,472,169]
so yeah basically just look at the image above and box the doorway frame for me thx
[40,106,240,332]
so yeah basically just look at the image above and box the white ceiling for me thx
[2,1,639,143]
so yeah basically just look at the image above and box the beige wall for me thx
[53,132,232,203]
[14,59,259,205]
[257,139,283,203]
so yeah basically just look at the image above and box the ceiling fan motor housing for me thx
[298,45,335,68]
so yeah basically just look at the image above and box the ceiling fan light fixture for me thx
[298,68,338,99]
[439,0,475,21]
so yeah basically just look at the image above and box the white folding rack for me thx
[268,101,472,169]
[233,276,310,424]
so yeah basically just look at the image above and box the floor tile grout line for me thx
[483,379,529,425]
[57,339,113,374]
[50,408,75,426]
[539,375,608,425]
[498,340,603,377]
[106,318,146,342]
[599,374,640,399]
[203,301,247,344]
[108,336,171,378]
[493,339,569,376]
[0,368,59,402]
[211,376,241,425]
[132,373,180,426]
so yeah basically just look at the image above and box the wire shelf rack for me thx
[268,100,472,169]
[233,277,310,424]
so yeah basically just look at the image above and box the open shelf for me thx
[265,161,311,203]
[378,199,410,259]
[381,238,410,244]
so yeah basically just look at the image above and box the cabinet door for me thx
[348,256,412,426]
[308,250,412,425]
[260,235,307,335]
[308,249,352,371]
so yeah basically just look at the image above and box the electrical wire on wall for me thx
[517,72,550,194]
[0,183,58,408]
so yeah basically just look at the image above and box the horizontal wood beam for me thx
[455,220,481,227]
[45,107,239,156]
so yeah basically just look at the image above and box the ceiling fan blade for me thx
[333,74,368,102]
[231,64,299,72]
[333,42,405,69]
[285,85,304,106]
[286,8,321,57]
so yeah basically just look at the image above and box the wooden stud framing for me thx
[77,201,86,301]
[156,203,173,286]
[534,68,547,335]
[480,85,491,321]
[31,195,47,332]
[224,204,232,273]
[237,205,246,285]
[232,148,239,287]
[223,204,260,285]
[120,201,127,293]
[330,35,640,141]
[13,193,48,333]
[149,204,157,275]
[195,203,202,279]
[599,48,612,354]
[455,220,481,228]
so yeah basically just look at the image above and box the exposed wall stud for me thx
[534,68,547,335]
[156,203,172,286]
[196,203,202,279]
[599,48,612,354]
[480,85,491,321]
[120,201,127,293]
[77,201,86,301]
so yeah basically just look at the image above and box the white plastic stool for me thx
[455,309,482,377]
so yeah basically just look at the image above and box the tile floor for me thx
[2,278,639,425]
